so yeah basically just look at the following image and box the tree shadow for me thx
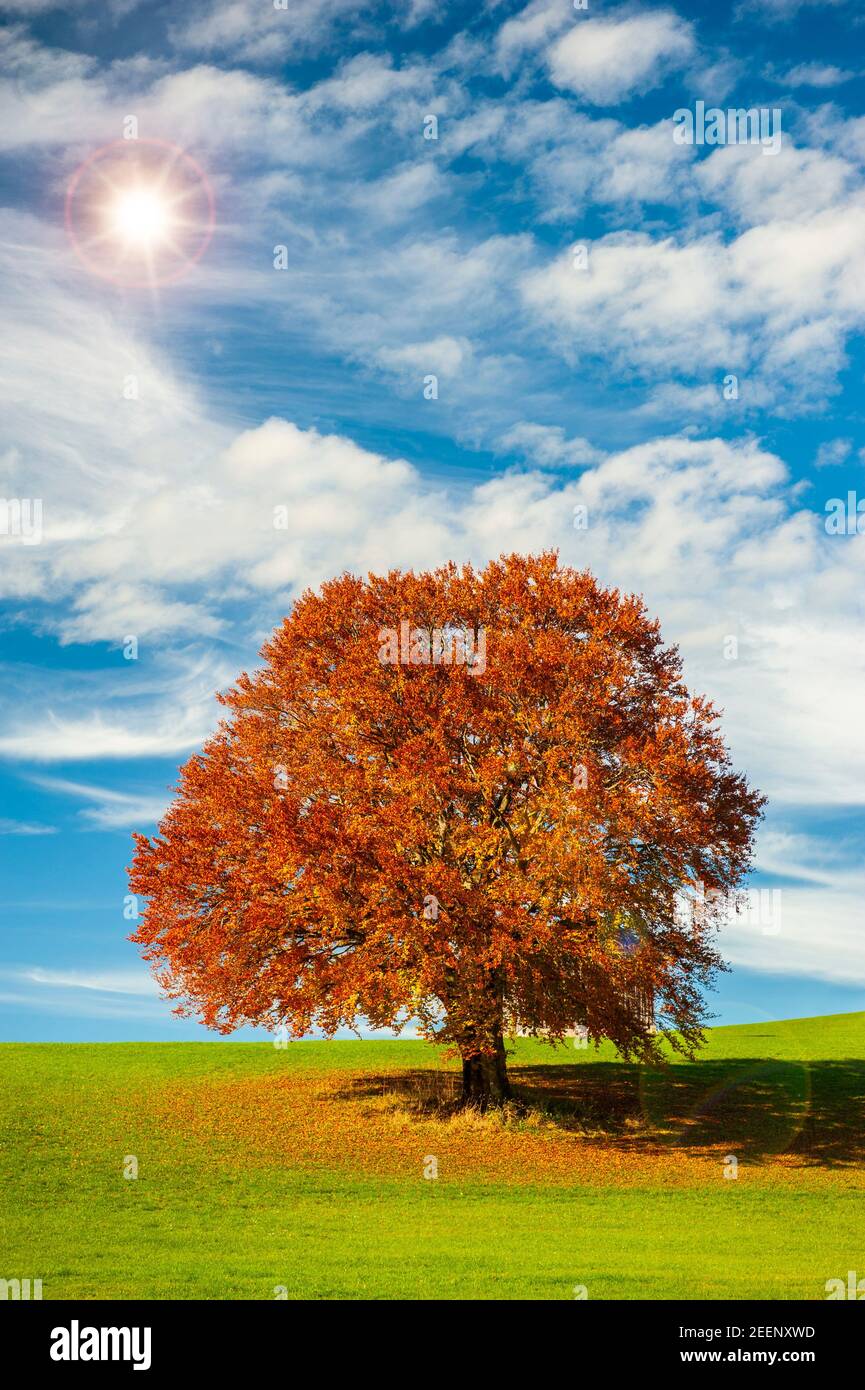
[332,1067,463,1116]
[332,1056,865,1168]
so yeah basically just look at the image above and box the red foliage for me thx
[130,553,764,1088]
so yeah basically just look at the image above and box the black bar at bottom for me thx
[3,1298,859,1374]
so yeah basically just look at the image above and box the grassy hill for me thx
[1,1012,863,1300]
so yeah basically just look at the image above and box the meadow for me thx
[1,1012,863,1300]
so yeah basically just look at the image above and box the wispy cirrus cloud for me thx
[736,0,849,20]
[21,966,159,995]
[0,705,215,764]
[0,817,56,835]
[26,776,169,828]
[721,891,865,986]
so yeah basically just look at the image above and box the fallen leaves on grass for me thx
[100,1063,865,1192]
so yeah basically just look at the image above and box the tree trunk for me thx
[461,1032,511,1109]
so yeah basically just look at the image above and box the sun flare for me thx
[109,187,173,246]
[65,139,215,289]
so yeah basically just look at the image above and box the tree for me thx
[129,553,764,1108]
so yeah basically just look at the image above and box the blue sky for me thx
[1,0,865,1040]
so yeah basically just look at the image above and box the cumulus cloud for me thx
[0,28,448,162]
[546,10,695,104]
[522,231,742,371]
[168,0,374,66]
[778,62,857,88]
[377,335,473,382]
[815,438,852,468]
[514,112,698,222]
[493,0,570,75]
[497,422,604,467]
[696,141,856,224]
[2,23,861,435]
[169,0,444,65]
[520,193,865,411]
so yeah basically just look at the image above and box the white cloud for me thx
[0,709,213,763]
[779,62,857,87]
[721,890,865,985]
[802,108,865,170]
[377,335,473,381]
[520,193,865,410]
[0,651,228,762]
[546,10,695,104]
[522,231,741,372]
[399,0,440,28]
[737,0,848,18]
[0,987,167,1021]
[348,161,446,224]
[517,112,697,221]
[0,32,378,160]
[756,827,865,891]
[169,0,373,66]
[815,437,852,467]
[498,422,603,467]
[696,140,856,224]
[0,965,169,1020]
[27,776,169,828]
[3,25,860,435]
[22,967,159,995]
[0,817,56,835]
[0,203,513,635]
[493,0,570,75]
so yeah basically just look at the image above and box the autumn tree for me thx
[130,553,764,1107]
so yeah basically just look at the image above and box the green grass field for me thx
[1,1012,863,1300]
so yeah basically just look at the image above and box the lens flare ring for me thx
[65,138,215,289]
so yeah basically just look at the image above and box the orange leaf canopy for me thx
[130,553,764,1062]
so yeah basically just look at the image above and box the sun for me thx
[65,139,215,289]
[109,187,173,247]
